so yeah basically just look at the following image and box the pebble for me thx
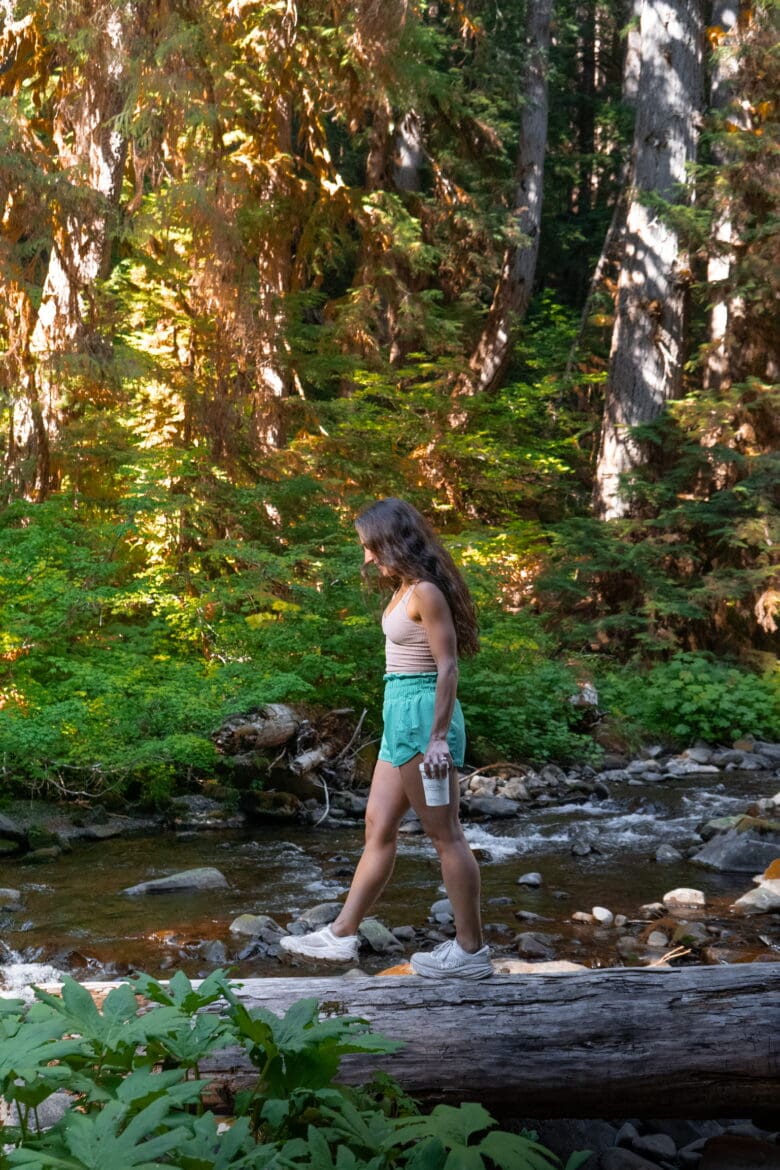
[592,906,614,926]
[572,911,595,924]
[517,872,543,887]
[646,930,670,949]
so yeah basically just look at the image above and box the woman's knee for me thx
[423,817,466,853]
[364,809,401,850]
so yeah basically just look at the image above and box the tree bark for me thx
[72,964,780,1116]
[593,0,705,520]
[6,2,131,498]
[702,1,742,395]
[451,0,554,402]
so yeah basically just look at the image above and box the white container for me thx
[420,763,450,807]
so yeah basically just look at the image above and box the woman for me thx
[280,497,492,979]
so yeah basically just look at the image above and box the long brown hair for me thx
[355,497,479,658]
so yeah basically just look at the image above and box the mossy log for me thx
[80,963,780,1117]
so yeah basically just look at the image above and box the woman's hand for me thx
[423,737,452,779]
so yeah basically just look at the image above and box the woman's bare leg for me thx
[398,755,483,952]
[331,759,410,937]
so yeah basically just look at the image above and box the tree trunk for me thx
[593,0,705,521]
[451,0,554,402]
[702,1,742,395]
[71,965,780,1116]
[564,0,643,378]
[15,2,131,498]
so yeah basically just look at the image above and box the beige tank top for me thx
[382,585,437,673]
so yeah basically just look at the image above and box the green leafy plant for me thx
[599,652,780,744]
[0,972,588,1170]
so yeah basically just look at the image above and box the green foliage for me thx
[0,971,585,1170]
[599,653,780,745]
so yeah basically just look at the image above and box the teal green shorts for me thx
[378,672,466,768]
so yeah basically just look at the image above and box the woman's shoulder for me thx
[408,579,449,618]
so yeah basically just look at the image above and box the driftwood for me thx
[77,964,780,1117]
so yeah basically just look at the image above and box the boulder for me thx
[0,814,26,844]
[655,844,683,863]
[499,778,529,801]
[697,815,742,841]
[630,1133,677,1162]
[731,879,780,915]
[691,822,780,872]
[123,867,229,895]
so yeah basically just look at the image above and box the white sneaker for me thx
[410,939,493,980]
[279,924,359,962]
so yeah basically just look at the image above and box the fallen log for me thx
[75,963,780,1117]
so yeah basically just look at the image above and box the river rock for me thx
[0,887,22,910]
[697,815,742,841]
[540,764,567,786]
[663,887,706,909]
[298,901,342,928]
[172,795,247,831]
[592,906,614,926]
[198,939,227,964]
[684,745,715,765]
[630,1133,677,1162]
[754,741,780,762]
[468,775,497,795]
[646,930,670,949]
[123,867,229,895]
[0,840,20,857]
[500,778,529,801]
[358,918,402,954]
[240,790,302,821]
[430,897,454,923]
[671,921,710,945]
[596,769,631,783]
[698,1134,780,1169]
[22,847,62,864]
[731,878,780,915]
[463,795,520,818]
[655,843,683,863]
[0,814,26,844]
[664,756,720,777]
[691,821,780,872]
[229,913,284,939]
[517,871,543,887]
[572,911,595,924]
[639,902,666,918]
[391,925,416,942]
[516,931,557,959]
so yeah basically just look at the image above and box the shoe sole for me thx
[409,959,494,980]
[279,940,358,962]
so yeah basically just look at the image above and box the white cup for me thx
[419,763,450,807]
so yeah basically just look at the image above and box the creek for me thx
[1,771,778,989]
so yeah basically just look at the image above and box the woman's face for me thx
[358,535,389,575]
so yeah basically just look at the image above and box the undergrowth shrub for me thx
[0,970,590,1170]
[599,653,780,745]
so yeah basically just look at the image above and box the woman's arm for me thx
[409,581,458,778]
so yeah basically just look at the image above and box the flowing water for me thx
[1,772,777,990]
